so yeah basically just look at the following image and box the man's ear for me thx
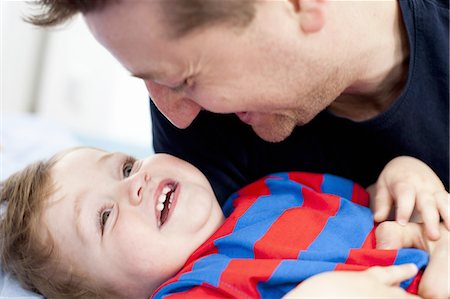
[288,0,327,33]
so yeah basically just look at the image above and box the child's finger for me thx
[375,221,403,249]
[392,182,415,225]
[436,192,450,230]
[376,222,426,250]
[417,192,440,240]
[373,186,392,222]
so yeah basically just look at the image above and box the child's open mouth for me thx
[156,181,178,227]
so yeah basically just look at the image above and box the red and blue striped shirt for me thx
[152,172,428,298]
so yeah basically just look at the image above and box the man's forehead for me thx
[85,11,181,80]
[84,0,165,35]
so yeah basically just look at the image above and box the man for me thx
[30,0,448,205]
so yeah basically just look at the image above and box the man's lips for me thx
[235,112,253,125]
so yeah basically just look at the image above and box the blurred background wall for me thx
[1,0,152,148]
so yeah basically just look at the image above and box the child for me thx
[0,148,448,299]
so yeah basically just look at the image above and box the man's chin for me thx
[252,125,295,143]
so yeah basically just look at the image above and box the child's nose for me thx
[128,173,150,206]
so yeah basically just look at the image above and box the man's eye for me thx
[122,157,135,178]
[170,77,194,93]
[170,79,188,93]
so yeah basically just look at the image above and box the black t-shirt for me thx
[152,0,449,205]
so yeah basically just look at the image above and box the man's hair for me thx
[0,152,116,299]
[27,0,256,38]
[26,0,111,27]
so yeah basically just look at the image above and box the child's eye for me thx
[102,210,111,226]
[98,206,112,235]
[122,157,136,178]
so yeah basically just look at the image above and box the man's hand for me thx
[283,264,420,298]
[369,156,449,240]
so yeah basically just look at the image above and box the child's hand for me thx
[376,222,450,299]
[418,224,450,299]
[369,156,449,240]
[283,264,420,299]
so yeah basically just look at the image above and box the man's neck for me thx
[328,1,409,121]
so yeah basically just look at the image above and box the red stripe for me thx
[406,270,423,294]
[288,172,324,192]
[334,263,368,271]
[351,183,370,207]
[237,176,271,197]
[344,248,398,267]
[254,187,340,259]
[218,259,281,298]
[360,227,377,249]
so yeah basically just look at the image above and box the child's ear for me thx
[288,0,327,33]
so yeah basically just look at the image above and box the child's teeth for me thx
[169,192,174,202]
[168,203,171,209]
[156,203,164,211]
[158,194,166,203]
[162,186,171,194]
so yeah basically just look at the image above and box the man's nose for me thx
[127,172,150,206]
[145,80,201,129]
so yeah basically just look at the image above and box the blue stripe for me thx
[393,248,429,289]
[222,192,239,217]
[304,196,373,257]
[215,175,304,258]
[257,260,337,298]
[153,255,230,298]
[180,255,230,287]
[321,174,354,200]
[298,249,353,264]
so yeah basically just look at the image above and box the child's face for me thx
[42,148,225,298]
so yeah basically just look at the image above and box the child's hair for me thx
[0,149,118,298]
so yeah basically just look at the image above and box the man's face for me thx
[85,1,343,142]
[43,148,224,298]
